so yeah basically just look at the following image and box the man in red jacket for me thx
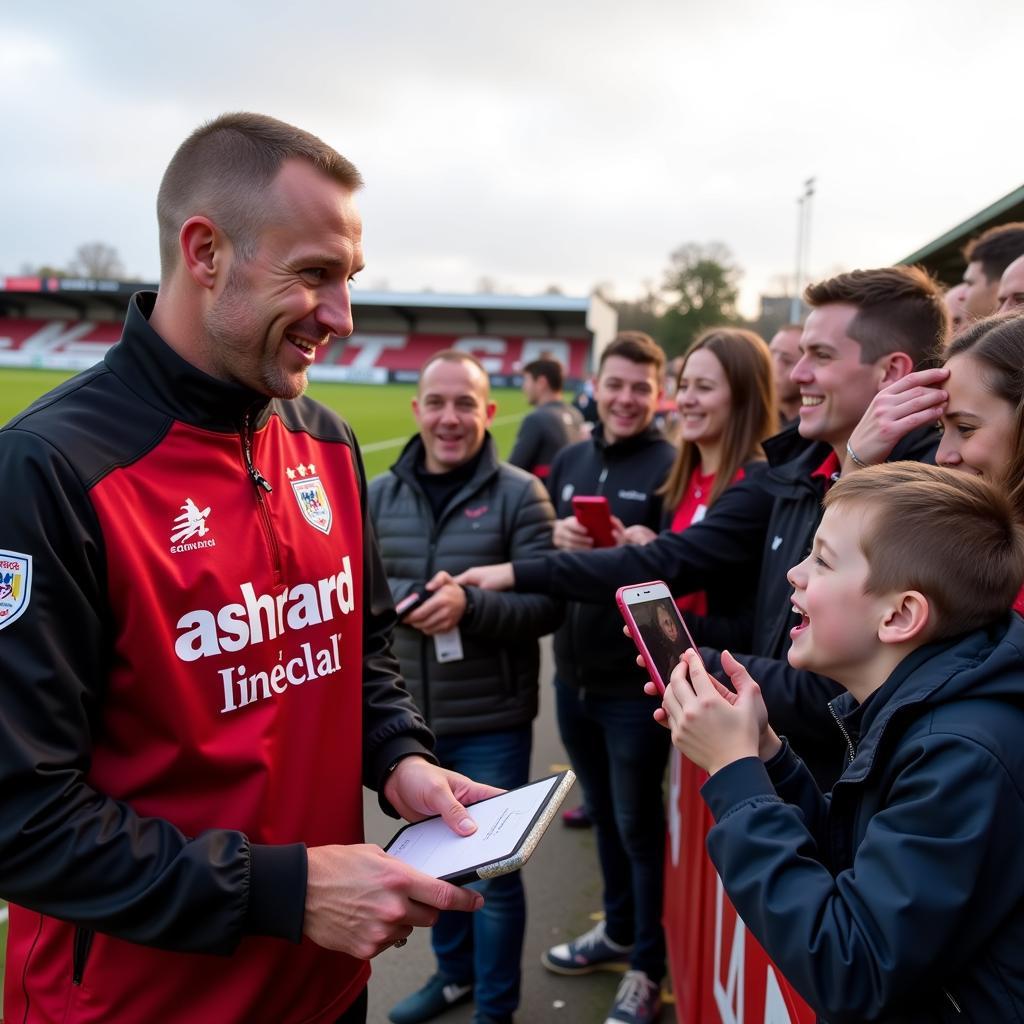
[0,112,495,1024]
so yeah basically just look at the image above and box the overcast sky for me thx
[4,1,1023,316]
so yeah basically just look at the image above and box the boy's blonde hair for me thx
[823,463,1024,641]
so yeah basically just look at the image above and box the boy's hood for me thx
[833,614,1024,783]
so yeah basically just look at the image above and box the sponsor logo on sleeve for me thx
[0,550,32,631]
[287,463,332,535]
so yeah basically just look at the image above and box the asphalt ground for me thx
[361,638,672,1024]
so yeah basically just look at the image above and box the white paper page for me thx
[386,775,560,877]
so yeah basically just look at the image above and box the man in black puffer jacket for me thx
[369,349,561,1024]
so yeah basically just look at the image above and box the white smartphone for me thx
[616,580,702,694]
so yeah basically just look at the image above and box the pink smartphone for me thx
[616,580,703,694]
[572,495,616,548]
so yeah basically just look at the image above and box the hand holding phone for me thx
[571,495,616,548]
[616,580,702,694]
[395,587,430,620]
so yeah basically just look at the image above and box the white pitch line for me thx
[359,412,525,453]
[0,904,7,926]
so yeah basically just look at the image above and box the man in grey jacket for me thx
[368,350,562,1024]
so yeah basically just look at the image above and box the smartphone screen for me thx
[616,581,702,692]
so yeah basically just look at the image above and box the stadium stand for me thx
[0,278,616,385]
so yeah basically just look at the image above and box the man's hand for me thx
[552,515,594,550]
[403,571,466,635]
[303,843,483,958]
[454,563,515,591]
[660,650,772,774]
[844,367,948,472]
[383,755,504,834]
[619,523,658,546]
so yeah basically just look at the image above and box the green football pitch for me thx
[0,366,530,1002]
[0,368,531,480]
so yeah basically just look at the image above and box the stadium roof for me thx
[899,182,1024,284]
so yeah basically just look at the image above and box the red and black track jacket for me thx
[0,293,434,1023]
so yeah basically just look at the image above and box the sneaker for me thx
[561,804,592,829]
[605,970,662,1024]
[388,974,473,1024]
[541,919,633,975]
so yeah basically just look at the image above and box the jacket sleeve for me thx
[505,411,541,471]
[700,737,1024,1022]
[0,428,304,955]
[355,447,438,794]
[464,474,564,639]
[513,470,774,602]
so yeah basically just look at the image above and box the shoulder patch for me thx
[0,550,32,631]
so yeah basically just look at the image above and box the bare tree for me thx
[69,242,125,279]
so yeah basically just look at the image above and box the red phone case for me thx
[572,496,616,548]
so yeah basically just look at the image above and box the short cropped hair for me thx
[597,331,666,377]
[804,266,948,366]
[523,358,564,392]
[157,112,363,281]
[962,223,1024,284]
[824,463,1024,641]
[946,312,1024,519]
[419,348,490,392]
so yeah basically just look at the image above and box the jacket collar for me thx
[591,421,665,457]
[832,616,1024,784]
[765,423,940,492]
[103,292,273,433]
[391,432,501,494]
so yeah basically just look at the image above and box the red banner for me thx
[664,750,815,1023]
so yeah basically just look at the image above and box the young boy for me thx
[656,462,1024,1022]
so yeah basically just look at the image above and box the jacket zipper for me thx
[829,701,856,765]
[241,408,282,585]
[72,926,94,986]
[943,988,962,1014]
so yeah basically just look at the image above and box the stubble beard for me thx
[203,271,308,401]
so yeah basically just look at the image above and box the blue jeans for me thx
[555,679,669,981]
[431,725,532,1019]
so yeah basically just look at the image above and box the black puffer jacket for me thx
[368,435,562,735]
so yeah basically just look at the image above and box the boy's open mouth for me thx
[790,602,810,638]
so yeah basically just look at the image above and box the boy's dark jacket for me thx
[702,615,1024,1023]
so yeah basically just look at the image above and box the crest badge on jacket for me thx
[287,464,333,535]
[0,549,32,631]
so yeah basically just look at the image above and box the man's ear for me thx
[178,216,225,290]
[485,400,497,426]
[878,590,930,645]
[878,351,914,387]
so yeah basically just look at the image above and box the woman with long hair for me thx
[624,326,777,622]
[938,313,1024,611]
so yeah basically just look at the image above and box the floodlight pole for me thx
[790,177,816,323]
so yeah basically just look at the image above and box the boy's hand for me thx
[719,651,781,762]
[662,649,765,775]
